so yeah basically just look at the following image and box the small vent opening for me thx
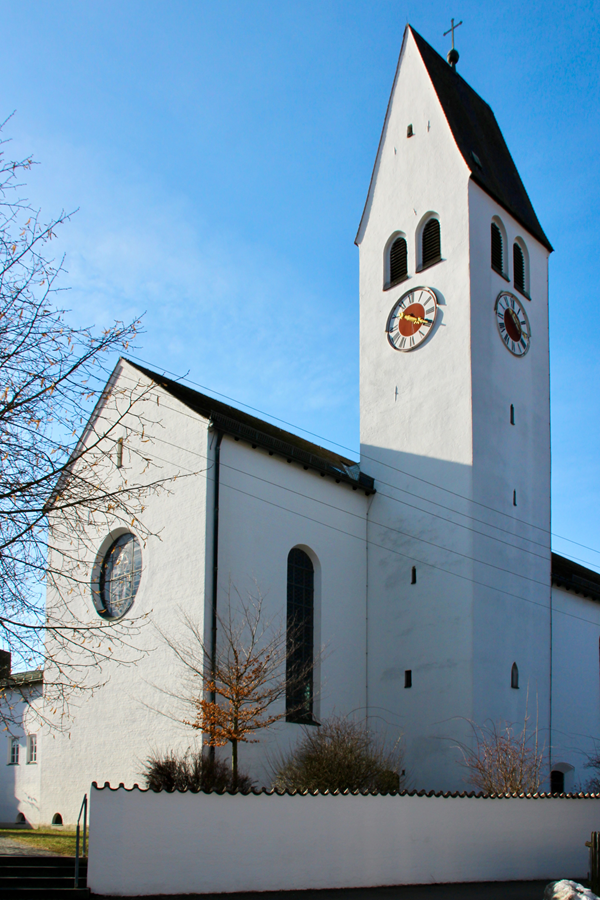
[116,437,124,469]
[511,662,519,689]
[411,566,417,585]
[404,670,412,689]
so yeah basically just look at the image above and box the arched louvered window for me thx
[511,662,519,689]
[514,243,525,294]
[491,223,503,274]
[286,548,314,723]
[388,235,408,286]
[421,218,441,269]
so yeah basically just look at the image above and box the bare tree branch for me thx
[455,697,545,794]
[0,119,188,729]
[154,583,317,786]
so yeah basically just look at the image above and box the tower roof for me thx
[410,28,552,251]
[357,26,552,252]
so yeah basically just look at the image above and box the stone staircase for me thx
[0,855,89,898]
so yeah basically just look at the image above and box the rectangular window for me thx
[26,735,37,764]
[404,669,412,689]
[9,738,19,765]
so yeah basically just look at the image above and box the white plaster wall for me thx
[89,786,600,896]
[38,359,370,820]
[39,362,211,825]
[213,436,369,784]
[357,29,477,789]
[551,585,600,789]
[0,684,42,826]
[468,183,552,755]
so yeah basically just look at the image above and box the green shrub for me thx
[271,717,405,793]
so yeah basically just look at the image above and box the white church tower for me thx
[356,26,553,790]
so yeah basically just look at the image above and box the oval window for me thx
[99,534,142,619]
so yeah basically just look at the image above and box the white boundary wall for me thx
[88,786,600,896]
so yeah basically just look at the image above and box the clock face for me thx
[386,287,437,352]
[494,291,531,357]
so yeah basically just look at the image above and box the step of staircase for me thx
[0,855,89,898]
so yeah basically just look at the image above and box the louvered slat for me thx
[514,243,525,293]
[422,218,440,267]
[491,223,503,273]
[389,237,407,284]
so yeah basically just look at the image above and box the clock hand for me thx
[398,312,431,326]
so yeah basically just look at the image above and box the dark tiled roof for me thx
[552,552,600,602]
[92,781,599,799]
[1,670,43,688]
[410,28,552,252]
[127,361,375,494]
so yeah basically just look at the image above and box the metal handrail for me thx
[74,793,88,888]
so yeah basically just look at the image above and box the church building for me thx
[2,25,600,827]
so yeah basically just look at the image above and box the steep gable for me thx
[357,26,552,252]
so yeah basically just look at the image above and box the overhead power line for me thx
[125,352,599,558]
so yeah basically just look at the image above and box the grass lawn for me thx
[0,828,81,856]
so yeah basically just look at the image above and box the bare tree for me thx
[142,749,254,793]
[457,710,545,794]
[158,586,315,787]
[584,753,600,793]
[0,119,175,724]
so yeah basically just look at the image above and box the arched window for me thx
[513,240,529,296]
[421,218,441,269]
[550,770,565,794]
[491,223,503,274]
[286,548,314,723]
[514,243,525,293]
[52,813,63,826]
[511,662,519,689]
[387,235,408,287]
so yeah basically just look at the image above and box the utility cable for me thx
[108,367,595,569]
[125,352,598,557]
[106,423,600,632]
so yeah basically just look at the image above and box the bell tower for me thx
[356,26,552,790]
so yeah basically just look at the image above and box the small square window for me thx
[9,738,19,765]
[26,735,37,765]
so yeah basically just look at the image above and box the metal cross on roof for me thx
[443,18,463,49]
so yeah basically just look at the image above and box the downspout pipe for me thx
[209,424,223,761]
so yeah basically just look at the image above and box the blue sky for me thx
[3,0,600,568]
